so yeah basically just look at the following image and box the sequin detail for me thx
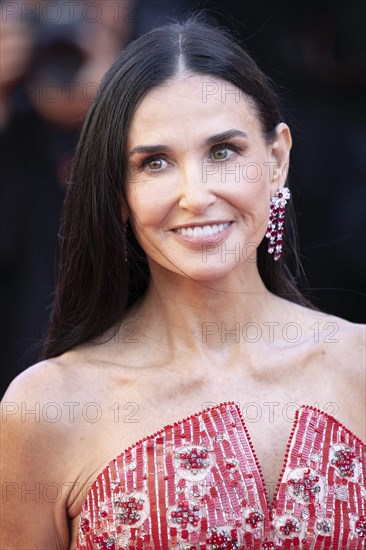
[76,403,366,549]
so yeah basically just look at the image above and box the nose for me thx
[178,161,217,213]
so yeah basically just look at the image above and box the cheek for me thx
[237,159,271,213]
[218,152,270,196]
[127,186,169,230]
[238,154,271,187]
[224,176,269,216]
[244,162,265,183]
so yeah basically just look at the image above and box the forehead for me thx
[127,74,262,145]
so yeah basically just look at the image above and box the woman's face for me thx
[125,73,291,282]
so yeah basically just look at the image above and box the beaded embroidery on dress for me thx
[76,402,366,549]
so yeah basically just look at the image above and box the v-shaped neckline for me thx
[230,401,304,512]
[77,401,366,549]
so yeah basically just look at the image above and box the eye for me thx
[210,143,240,161]
[140,156,168,172]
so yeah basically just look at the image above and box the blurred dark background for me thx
[1,0,365,397]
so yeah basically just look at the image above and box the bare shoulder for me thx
[277,301,365,437]
[279,298,365,353]
[1,351,119,547]
[3,357,71,403]
[275,297,365,379]
[299,305,365,361]
[292,302,365,392]
[1,356,81,461]
[1,358,78,548]
[2,347,111,404]
[1,351,102,475]
[317,312,365,386]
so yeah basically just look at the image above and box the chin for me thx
[174,261,240,283]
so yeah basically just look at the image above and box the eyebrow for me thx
[128,129,248,156]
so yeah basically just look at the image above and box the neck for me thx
[121,261,286,362]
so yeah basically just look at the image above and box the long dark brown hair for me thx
[42,15,313,360]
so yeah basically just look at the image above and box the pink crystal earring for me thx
[266,187,291,260]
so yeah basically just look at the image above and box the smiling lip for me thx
[172,221,233,244]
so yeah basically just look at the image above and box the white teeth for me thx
[193,226,203,237]
[174,222,230,237]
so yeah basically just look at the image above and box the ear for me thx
[267,122,292,191]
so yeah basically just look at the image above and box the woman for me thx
[1,16,365,550]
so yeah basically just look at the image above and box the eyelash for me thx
[138,143,242,171]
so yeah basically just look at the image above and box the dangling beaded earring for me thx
[266,187,291,260]
[122,223,128,263]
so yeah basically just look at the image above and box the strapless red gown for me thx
[76,402,366,549]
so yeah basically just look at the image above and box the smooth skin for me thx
[1,73,365,549]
